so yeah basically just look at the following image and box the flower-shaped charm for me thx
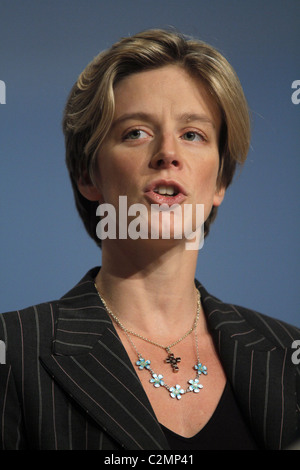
[169,384,185,400]
[136,357,151,370]
[150,374,164,388]
[188,378,203,393]
[194,363,208,375]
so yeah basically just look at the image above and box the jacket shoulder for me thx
[0,301,58,357]
[197,281,300,350]
[231,303,300,348]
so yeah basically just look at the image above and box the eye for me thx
[181,131,205,142]
[123,129,149,140]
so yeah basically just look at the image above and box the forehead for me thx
[112,65,221,127]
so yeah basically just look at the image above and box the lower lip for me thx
[144,190,187,206]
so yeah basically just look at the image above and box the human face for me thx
[92,65,225,243]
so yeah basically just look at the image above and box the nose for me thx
[150,133,181,170]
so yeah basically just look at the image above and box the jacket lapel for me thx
[40,269,168,450]
[40,268,297,450]
[199,283,298,449]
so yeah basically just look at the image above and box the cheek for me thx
[195,159,220,216]
[197,157,219,194]
[96,154,138,203]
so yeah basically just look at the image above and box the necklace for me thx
[97,286,201,372]
[94,284,208,400]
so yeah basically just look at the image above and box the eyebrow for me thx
[111,112,216,129]
[178,113,216,128]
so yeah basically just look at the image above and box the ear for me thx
[77,174,103,202]
[213,185,226,207]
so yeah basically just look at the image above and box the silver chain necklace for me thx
[94,284,208,400]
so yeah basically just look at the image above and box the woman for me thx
[0,29,299,450]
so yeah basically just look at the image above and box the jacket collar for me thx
[40,268,297,449]
[40,267,168,450]
[198,280,298,449]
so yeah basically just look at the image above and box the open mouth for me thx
[144,180,187,206]
[153,185,179,197]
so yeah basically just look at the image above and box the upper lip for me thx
[144,179,187,196]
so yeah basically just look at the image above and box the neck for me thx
[95,239,203,340]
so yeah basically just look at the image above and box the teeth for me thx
[166,186,175,195]
[154,185,177,196]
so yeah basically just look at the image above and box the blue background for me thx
[0,0,299,326]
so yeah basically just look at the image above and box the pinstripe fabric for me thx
[202,292,300,449]
[0,267,299,450]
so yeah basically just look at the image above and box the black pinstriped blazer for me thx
[0,267,299,450]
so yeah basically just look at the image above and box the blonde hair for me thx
[63,28,251,245]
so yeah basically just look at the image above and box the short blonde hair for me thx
[63,28,251,245]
